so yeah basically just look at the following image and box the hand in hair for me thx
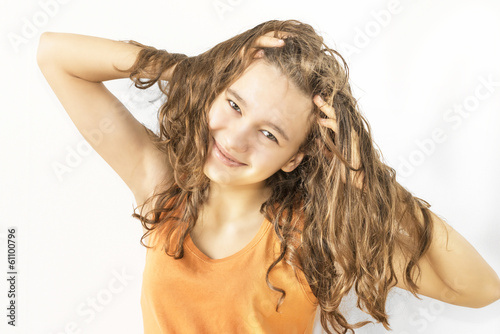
[244,31,288,58]
[314,94,364,189]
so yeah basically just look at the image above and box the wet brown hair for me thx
[126,19,434,333]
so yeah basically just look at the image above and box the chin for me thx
[203,161,232,185]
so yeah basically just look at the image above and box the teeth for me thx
[225,153,237,163]
[220,145,237,162]
[224,153,236,162]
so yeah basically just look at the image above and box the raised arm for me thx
[37,32,176,207]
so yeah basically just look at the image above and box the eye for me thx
[228,99,278,144]
[228,100,241,113]
[262,130,278,143]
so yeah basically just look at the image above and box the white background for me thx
[1,0,500,333]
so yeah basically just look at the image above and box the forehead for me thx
[228,60,313,141]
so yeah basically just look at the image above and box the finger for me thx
[314,95,336,120]
[318,118,339,133]
[350,130,362,174]
[263,31,292,39]
[254,35,285,48]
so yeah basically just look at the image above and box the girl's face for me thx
[204,59,313,188]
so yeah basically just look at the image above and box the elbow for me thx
[480,278,500,308]
[466,277,500,308]
[443,274,500,308]
[36,32,56,69]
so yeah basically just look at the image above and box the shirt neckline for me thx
[185,217,272,264]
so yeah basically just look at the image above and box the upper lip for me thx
[214,139,246,165]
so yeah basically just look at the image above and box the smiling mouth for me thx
[213,139,246,167]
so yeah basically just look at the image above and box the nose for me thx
[224,122,251,153]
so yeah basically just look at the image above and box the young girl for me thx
[37,20,500,334]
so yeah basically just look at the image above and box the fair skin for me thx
[37,31,499,309]
[191,59,313,258]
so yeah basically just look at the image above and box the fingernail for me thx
[277,39,285,45]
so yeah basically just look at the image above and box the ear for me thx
[281,152,305,173]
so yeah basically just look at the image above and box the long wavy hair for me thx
[126,20,434,334]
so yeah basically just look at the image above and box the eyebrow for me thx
[227,88,290,142]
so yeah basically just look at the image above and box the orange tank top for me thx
[140,206,319,333]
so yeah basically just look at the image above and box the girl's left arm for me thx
[313,95,500,308]
[395,210,500,308]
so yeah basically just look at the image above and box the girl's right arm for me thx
[37,32,173,207]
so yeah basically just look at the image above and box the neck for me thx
[201,181,272,228]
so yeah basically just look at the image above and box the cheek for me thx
[255,150,289,169]
[207,103,227,131]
